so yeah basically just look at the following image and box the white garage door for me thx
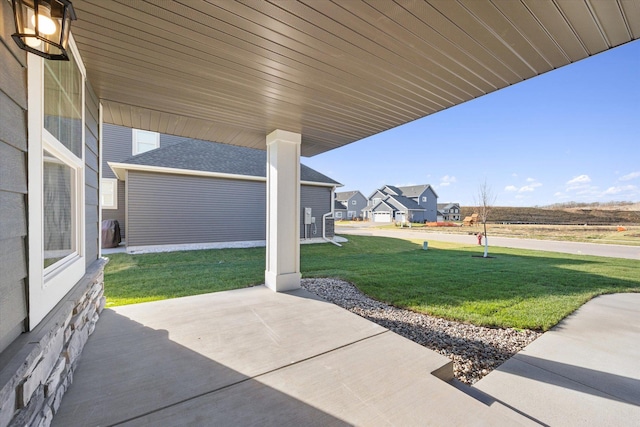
[373,212,391,222]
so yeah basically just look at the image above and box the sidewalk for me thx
[473,293,640,426]
[336,226,640,260]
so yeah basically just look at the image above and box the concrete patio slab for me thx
[474,293,640,426]
[123,333,511,426]
[53,286,522,426]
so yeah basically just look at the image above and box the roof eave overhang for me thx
[107,162,340,188]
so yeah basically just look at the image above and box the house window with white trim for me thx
[335,211,342,218]
[422,196,427,202]
[132,129,159,155]
[28,37,87,327]
[101,179,118,209]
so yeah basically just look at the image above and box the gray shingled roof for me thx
[386,195,425,211]
[335,190,361,201]
[437,203,459,210]
[118,139,340,185]
[397,184,435,198]
[383,185,402,196]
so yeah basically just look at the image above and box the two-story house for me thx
[334,190,368,220]
[437,203,462,221]
[364,184,438,222]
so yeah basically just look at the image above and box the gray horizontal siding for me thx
[102,124,132,178]
[102,125,186,237]
[0,1,28,353]
[300,185,332,238]
[126,172,333,247]
[85,83,100,266]
[127,171,266,246]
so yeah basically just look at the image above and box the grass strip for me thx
[104,235,640,331]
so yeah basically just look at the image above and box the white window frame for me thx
[351,200,357,205]
[101,178,118,209]
[335,211,342,218]
[422,196,427,202]
[27,36,86,328]
[132,129,159,155]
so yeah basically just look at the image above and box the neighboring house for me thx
[335,190,368,220]
[334,200,348,220]
[101,124,188,238]
[437,203,462,221]
[364,184,439,222]
[102,125,341,252]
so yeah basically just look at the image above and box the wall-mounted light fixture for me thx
[11,0,76,60]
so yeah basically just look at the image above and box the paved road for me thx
[336,225,640,260]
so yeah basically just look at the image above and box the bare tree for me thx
[474,180,497,258]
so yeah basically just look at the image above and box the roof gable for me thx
[387,195,425,211]
[370,199,395,212]
[382,185,402,196]
[367,189,388,200]
[335,190,362,201]
[397,184,437,198]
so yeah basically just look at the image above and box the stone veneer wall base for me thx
[0,258,108,427]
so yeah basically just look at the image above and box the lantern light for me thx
[11,0,77,61]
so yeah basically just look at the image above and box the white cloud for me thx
[567,175,591,185]
[519,182,542,192]
[506,181,542,193]
[439,175,457,187]
[603,185,638,195]
[620,171,640,181]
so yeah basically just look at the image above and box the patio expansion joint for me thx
[512,354,637,406]
[107,329,392,427]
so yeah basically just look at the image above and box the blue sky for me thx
[303,40,639,207]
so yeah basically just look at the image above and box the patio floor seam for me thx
[108,329,392,426]
[512,354,638,406]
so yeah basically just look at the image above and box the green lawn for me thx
[104,235,640,331]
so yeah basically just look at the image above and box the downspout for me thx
[323,186,341,246]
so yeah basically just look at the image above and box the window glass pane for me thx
[101,179,116,208]
[44,50,82,157]
[43,151,74,268]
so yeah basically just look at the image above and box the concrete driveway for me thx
[336,225,640,260]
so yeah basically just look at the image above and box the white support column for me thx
[265,130,301,291]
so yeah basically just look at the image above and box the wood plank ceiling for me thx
[70,0,640,156]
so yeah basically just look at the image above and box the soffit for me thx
[70,0,640,156]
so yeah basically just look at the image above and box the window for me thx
[351,200,357,205]
[132,129,159,155]
[335,211,342,218]
[422,196,427,202]
[102,179,118,209]
[28,37,86,327]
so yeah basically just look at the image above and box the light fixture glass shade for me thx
[12,0,77,61]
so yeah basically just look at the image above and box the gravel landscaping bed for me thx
[301,278,542,384]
